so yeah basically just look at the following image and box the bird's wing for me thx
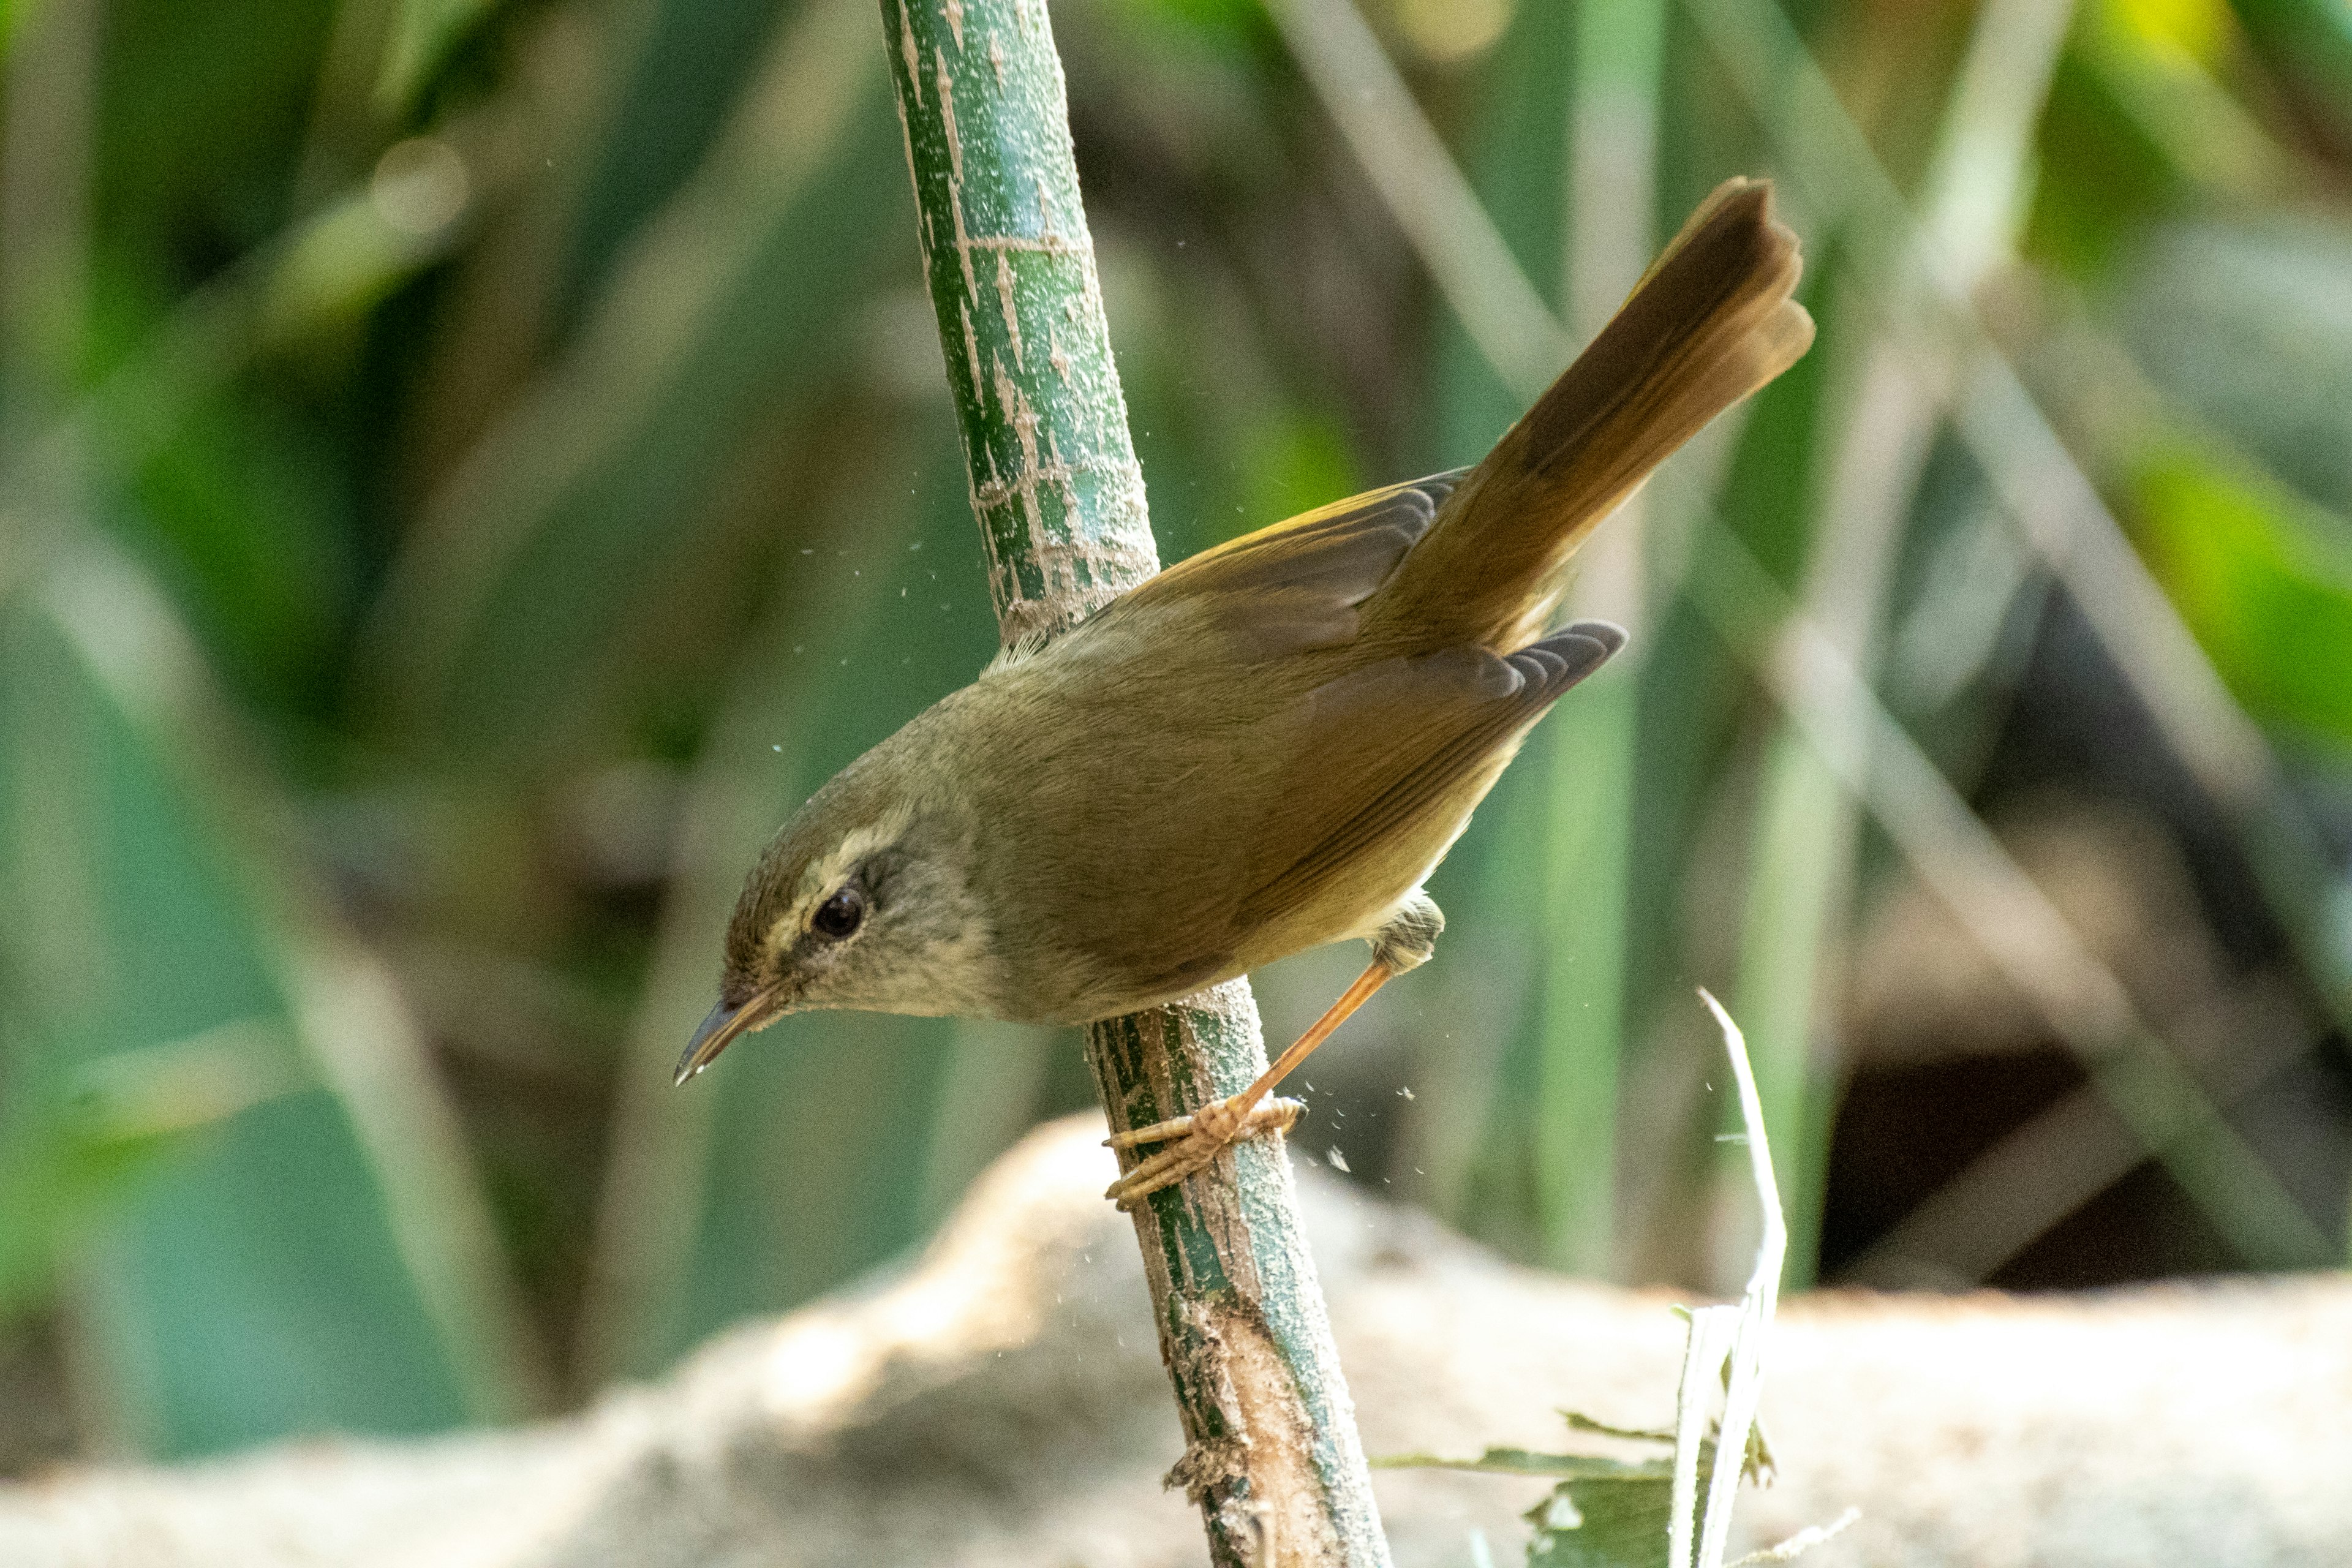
[1234,623,1624,933]
[1101,470,1468,660]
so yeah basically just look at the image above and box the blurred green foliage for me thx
[0,0,2348,1470]
[2133,454,2352,745]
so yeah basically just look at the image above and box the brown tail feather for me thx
[1370,178,1813,652]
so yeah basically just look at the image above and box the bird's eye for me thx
[812,886,865,940]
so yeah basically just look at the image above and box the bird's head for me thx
[673,756,998,1084]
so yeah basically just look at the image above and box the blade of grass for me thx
[1680,0,2352,1102]
[1691,990,1784,1566]
[0,0,97,442]
[1260,0,1569,396]
[1684,511,2332,1267]
[1729,0,2076,1286]
[358,0,894,760]
[0,597,521,1453]
[2074,0,2291,199]
[0,0,546,1447]
[0,99,512,618]
[575,407,955,1382]
[1531,661,1638,1275]
[553,0,788,331]
[1306,0,1664,1274]
[1408,0,1569,1254]
[1667,1304,1737,1568]
[1524,0,1669,1278]
[657,462,1013,1365]
[1268,0,2328,1272]
[378,0,496,111]
[37,546,554,1426]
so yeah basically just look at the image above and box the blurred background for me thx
[1,0,2349,1474]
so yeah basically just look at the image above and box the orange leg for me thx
[1102,961,1395,1210]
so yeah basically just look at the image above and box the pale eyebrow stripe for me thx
[769,804,913,948]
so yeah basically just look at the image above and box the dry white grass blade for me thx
[1730,1507,1863,1564]
[1687,989,1793,1568]
[1670,1305,1741,1568]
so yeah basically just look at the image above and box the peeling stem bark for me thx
[876,2,1389,1562]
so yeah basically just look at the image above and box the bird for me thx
[675,178,1812,1210]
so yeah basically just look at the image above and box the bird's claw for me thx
[1102,1096,1303,1210]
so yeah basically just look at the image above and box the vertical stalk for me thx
[1727,0,2075,1285]
[1527,0,1667,1276]
[878,2,1389,1562]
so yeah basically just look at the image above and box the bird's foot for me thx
[1102,1096,1304,1210]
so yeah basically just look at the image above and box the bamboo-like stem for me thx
[877,2,1389,1562]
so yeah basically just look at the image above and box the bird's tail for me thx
[1371,178,1813,652]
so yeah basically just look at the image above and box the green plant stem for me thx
[1727,0,2076,1286]
[1523,0,1668,1278]
[1681,0,2352,1215]
[1270,0,2322,1277]
[879,2,1389,1561]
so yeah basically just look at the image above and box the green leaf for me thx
[1562,1410,1677,1446]
[580,414,1007,1378]
[2230,0,2352,149]
[127,394,355,714]
[1379,1418,1742,1567]
[0,604,482,1453]
[378,0,498,110]
[1373,1441,1686,1564]
[1117,0,1265,39]
[2133,451,2352,745]
[364,9,903,763]
[1430,0,1570,471]
[555,0,789,330]
[1239,412,1362,534]
[93,0,337,258]
[1525,1466,1679,1568]
[0,1036,221,1316]
[2116,219,2352,517]
[669,440,1003,1346]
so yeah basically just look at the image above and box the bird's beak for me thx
[673,987,782,1085]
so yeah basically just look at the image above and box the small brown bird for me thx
[678,179,1811,1208]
